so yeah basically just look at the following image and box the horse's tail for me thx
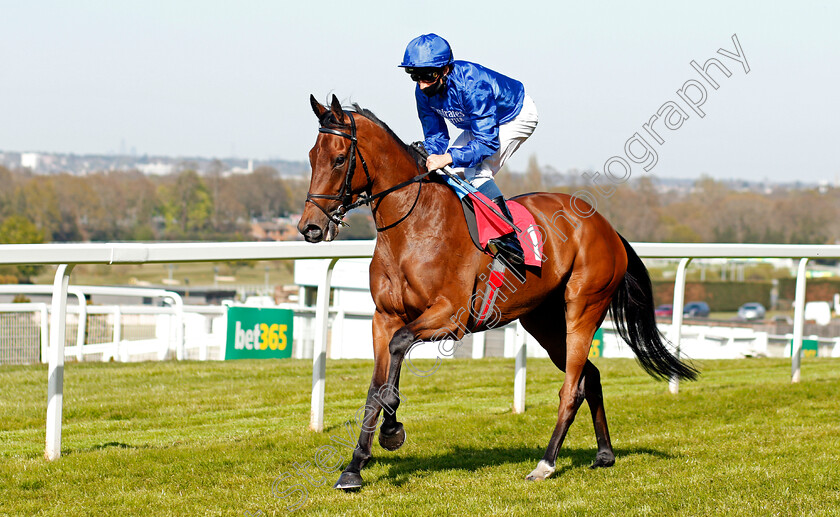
[609,234,699,381]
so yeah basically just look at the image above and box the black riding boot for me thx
[487,196,525,265]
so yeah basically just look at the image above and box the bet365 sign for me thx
[588,328,604,358]
[225,306,294,360]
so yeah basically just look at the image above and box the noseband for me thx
[306,111,433,231]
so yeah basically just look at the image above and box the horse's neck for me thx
[367,152,462,246]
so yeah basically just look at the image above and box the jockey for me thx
[399,33,538,264]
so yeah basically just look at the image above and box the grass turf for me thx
[1,357,838,516]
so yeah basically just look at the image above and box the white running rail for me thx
[1,240,839,460]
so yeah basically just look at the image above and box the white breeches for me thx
[449,94,539,188]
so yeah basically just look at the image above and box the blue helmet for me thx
[399,33,453,68]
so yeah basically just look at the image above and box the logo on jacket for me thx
[433,108,466,124]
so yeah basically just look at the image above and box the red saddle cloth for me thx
[470,192,543,267]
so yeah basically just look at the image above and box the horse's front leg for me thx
[334,301,460,490]
[377,350,407,452]
[333,311,401,490]
[378,299,461,441]
[375,326,412,452]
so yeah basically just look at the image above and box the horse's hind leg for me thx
[520,295,615,481]
[583,360,615,468]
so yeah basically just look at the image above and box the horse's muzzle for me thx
[301,224,324,243]
[299,221,339,243]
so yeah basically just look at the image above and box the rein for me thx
[306,111,432,232]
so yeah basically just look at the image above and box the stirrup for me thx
[488,233,524,265]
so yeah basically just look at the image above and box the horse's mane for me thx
[350,104,407,147]
[318,101,426,169]
[354,104,431,172]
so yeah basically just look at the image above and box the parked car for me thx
[683,301,710,317]
[654,304,673,317]
[737,302,766,321]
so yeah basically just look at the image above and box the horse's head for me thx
[298,94,373,243]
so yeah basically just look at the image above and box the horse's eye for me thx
[334,155,346,167]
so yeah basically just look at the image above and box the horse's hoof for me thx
[590,452,615,469]
[525,460,556,481]
[333,471,363,491]
[378,422,406,451]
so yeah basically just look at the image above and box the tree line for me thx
[0,164,309,244]
[497,156,840,245]
[2,158,839,249]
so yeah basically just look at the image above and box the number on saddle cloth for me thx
[452,188,541,267]
[464,195,543,267]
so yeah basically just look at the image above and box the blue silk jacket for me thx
[416,60,525,169]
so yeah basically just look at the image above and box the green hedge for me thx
[777,278,840,302]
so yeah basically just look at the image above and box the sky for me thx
[1,0,838,183]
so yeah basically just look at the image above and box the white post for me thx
[74,292,87,362]
[39,304,49,364]
[218,308,229,361]
[791,258,808,383]
[174,298,185,361]
[503,325,515,357]
[471,331,486,359]
[513,320,527,414]
[331,309,344,359]
[113,306,123,362]
[669,258,692,394]
[46,263,74,461]
[199,326,208,361]
[198,302,209,361]
[310,258,339,432]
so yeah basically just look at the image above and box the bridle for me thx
[305,112,373,227]
[306,111,433,232]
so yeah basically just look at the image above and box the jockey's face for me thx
[417,78,436,89]
[407,66,448,89]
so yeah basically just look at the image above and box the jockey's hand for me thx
[426,153,453,171]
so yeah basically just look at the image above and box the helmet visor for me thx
[405,67,442,83]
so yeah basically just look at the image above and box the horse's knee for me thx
[388,327,415,356]
[350,445,372,471]
[558,385,585,412]
[573,385,586,407]
[583,363,604,401]
[374,383,403,416]
[584,361,601,380]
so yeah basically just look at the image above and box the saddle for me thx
[459,192,547,326]
[406,142,543,267]
[459,194,543,268]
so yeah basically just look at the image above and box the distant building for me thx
[136,162,175,176]
[250,217,302,241]
[20,153,39,170]
[226,159,255,176]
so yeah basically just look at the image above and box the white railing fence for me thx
[0,299,359,363]
[0,240,839,460]
[0,303,48,364]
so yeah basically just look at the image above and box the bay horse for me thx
[298,94,697,490]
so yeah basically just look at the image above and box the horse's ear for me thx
[330,94,346,123]
[310,94,327,118]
